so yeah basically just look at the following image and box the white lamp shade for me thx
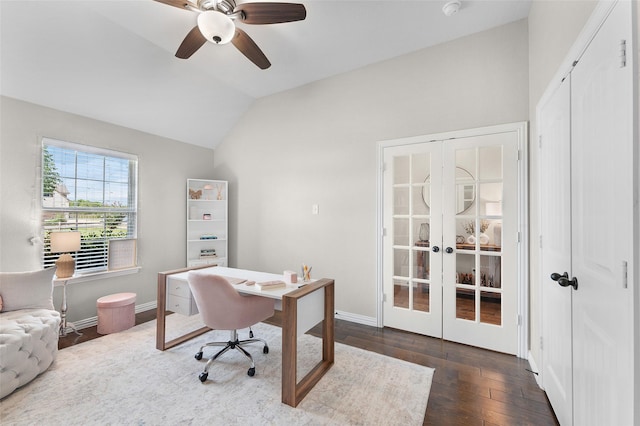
[197,11,235,45]
[50,231,81,253]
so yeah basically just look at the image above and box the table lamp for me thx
[50,231,81,278]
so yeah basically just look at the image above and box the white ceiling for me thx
[0,0,531,149]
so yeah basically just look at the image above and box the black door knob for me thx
[550,272,578,290]
[557,276,578,290]
[550,272,568,281]
[432,246,440,253]
[445,247,454,254]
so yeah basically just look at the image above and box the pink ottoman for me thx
[97,292,136,334]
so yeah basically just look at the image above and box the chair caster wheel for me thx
[195,352,203,360]
[248,367,255,377]
[263,346,269,354]
[249,330,254,338]
[199,372,208,382]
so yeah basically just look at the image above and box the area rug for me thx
[0,314,433,425]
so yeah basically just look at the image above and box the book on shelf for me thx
[199,248,217,259]
[256,280,286,290]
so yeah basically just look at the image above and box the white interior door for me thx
[539,77,573,426]
[538,2,634,424]
[570,2,633,424]
[383,142,443,336]
[441,133,519,355]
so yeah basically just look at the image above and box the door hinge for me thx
[540,336,543,351]
[538,135,542,149]
[381,227,387,237]
[381,162,387,173]
[382,293,387,302]
[620,40,627,68]
[517,314,522,326]
[517,232,521,243]
[539,235,542,248]
[622,260,628,288]
[517,149,522,161]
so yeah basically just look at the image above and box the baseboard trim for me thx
[72,301,157,330]
[334,310,377,327]
[528,350,543,389]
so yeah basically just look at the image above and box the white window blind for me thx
[41,138,138,273]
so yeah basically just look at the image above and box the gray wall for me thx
[213,19,529,319]
[527,0,597,365]
[0,96,216,321]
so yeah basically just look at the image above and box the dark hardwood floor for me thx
[59,310,558,425]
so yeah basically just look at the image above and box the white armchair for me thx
[0,268,61,399]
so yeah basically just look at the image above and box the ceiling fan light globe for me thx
[197,10,235,45]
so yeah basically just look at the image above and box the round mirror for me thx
[422,167,475,214]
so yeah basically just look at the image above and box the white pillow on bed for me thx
[0,268,56,312]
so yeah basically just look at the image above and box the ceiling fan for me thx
[154,0,306,69]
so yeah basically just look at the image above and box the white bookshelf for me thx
[186,179,227,267]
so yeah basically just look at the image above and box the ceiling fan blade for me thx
[234,2,306,25]
[231,28,271,69]
[175,26,207,59]
[153,0,194,10]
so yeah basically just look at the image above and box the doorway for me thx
[378,122,528,356]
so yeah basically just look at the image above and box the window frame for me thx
[41,137,139,275]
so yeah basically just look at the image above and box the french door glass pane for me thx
[393,218,409,246]
[394,156,410,184]
[393,279,409,309]
[479,145,503,180]
[393,248,409,277]
[479,182,503,215]
[413,245,430,280]
[413,282,430,312]
[456,148,477,179]
[413,186,429,215]
[394,187,409,215]
[480,255,501,288]
[480,292,502,326]
[456,290,475,320]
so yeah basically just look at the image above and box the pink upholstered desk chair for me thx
[187,271,275,382]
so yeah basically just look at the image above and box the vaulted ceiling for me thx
[1,0,531,149]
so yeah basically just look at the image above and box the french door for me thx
[381,123,525,354]
[382,142,444,337]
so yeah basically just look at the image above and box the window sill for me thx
[54,267,141,285]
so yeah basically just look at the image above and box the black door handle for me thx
[558,276,578,290]
[550,272,568,281]
[445,247,454,254]
[550,272,578,290]
[432,246,440,253]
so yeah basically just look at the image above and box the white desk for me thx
[156,265,335,407]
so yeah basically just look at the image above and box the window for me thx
[42,138,138,273]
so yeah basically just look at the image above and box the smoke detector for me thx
[442,0,461,16]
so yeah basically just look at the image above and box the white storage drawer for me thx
[166,292,199,316]
[168,280,192,298]
[166,277,198,316]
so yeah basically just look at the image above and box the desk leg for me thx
[282,279,335,407]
